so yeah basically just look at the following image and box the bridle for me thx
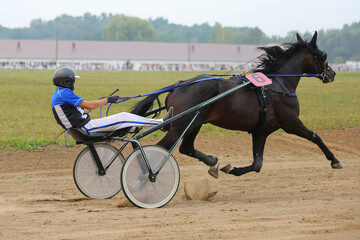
[313,51,333,83]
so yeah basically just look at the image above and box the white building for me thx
[0,39,263,71]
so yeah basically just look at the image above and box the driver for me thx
[51,67,172,133]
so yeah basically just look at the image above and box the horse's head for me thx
[297,31,336,83]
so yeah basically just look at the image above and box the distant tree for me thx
[103,15,158,41]
[0,25,11,38]
[190,23,213,43]
[239,27,268,44]
[151,17,176,41]
[211,23,233,43]
[54,13,110,40]
[317,22,360,63]
[0,13,111,40]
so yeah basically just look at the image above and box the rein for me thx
[115,73,319,101]
[266,74,321,77]
[101,73,320,117]
[116,76,232,103]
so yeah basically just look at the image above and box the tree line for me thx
[0,13,359,63]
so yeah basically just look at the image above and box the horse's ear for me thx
[309,31,318,48]
[296,33,305,44]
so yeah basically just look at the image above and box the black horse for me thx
[131,31,342,178]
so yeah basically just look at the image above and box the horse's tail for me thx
[130,85,174,116]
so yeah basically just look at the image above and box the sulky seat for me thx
[68,128,131,144]
[68,128,111,144]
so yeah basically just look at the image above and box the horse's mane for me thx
[253,41,312,74]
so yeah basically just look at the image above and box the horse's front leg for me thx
[221,133,268,176]
[282,119,342,169]
[309,132,342,168]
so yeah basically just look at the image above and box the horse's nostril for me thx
[334,72,336,76]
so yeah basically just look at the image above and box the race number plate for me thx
[246,72,272,87]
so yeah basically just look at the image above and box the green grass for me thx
[0,70,359,150]
[296,72,360,129]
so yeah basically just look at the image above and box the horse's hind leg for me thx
[179,125,219,178]
[221,133,268,176]
[158,124,219,178]
[157,130,181,150]
[179,126,218,167]
[157,122,218,166]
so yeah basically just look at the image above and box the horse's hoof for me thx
[331,162,343,169]
[220,164,233,174]
[208,163,219,179]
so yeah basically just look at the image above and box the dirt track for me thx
[1,128,359,239]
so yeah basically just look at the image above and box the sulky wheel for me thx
[73,143,124,199]
[121,145,180,208]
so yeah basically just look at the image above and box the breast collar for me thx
[265,77,298,97]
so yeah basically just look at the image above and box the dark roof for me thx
[0,39,263,62]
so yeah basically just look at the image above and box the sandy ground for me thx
[0,128,359,240]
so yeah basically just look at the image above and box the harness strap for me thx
[249,87,271,134]
[267,88,298,97]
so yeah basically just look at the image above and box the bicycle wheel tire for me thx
[73,143,124,199]
[121,145,180,208]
